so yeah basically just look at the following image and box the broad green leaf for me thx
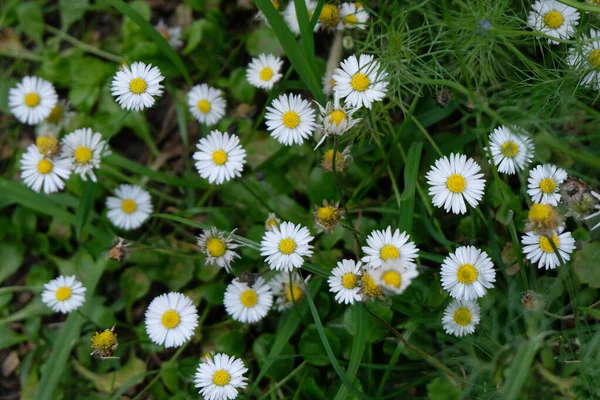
[344,301,392,342]
[399,141,423,232]
[0,324,28,349]
[228,68,256,103]
[334,304,366,400]
[501,332,548,399]
[579,306,600,320]
[120,267,151,304]
[427,377,461,400]
[215,330,247,358]
[573,241,600,288]
[75,180,95,240]
[59,0,90,30]
[299,324,341,366]
[72,354,146,393]
[17,3,43,42]
[252,333,295,382]
[246,24,284,57]
[0,242,24,284]
[161,360,179,393]
[183,19,209,55]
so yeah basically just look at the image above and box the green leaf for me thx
[344,301,392,342]
[120,267,151,304]
[228,68,256,103]
[252,333,295,381]
[399,142,423,232]
[161,360,179,393]
[75,180,95,240]
[183,19,209,55]
[501,332,548,399]
[0,242,24,284]
[0,324,28,350]
[293,0,318,74]
[427,377,461,400]
[579,306,600,319]
[59,0,89,30]
[299,324,341,366]
[17,2,43,42]
[246,25,284,57]
[308,167,337,205]
[101,0,192,85]
[215,330,247,358]
[334,304,366,400]
[0,299,52,325]
[573,241,600,288]
[73,354,147,393]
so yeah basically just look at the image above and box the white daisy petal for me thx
[567,29,600,90]
[283,0,318,35]
[440,246,496,301]
[327,259,364,304]
[260,222,314,271]
[265,94,317,146]
[110,62,164,111]
[20,145,72,194]
[224,277,273,323]
[527,0,579,45]
[60,128,110,182]
[193,130,246,184]
[197,227,241,273]
[194,353,248,400]
[442,299,481,337]
[105,184,153,230]
[269,271,311,311]
[527,164,568,206]
[145,292,199,348]
[361,226,419,269]
[41,275,86,314]
[154,19,183,49]
[246,54,284,90]
[485,125,534,175]
[521,227,576,270]
[338,2,369,30]
[188,84,227,126]
[332,54,388,109]
[371,260,419,295]
[9,76,58,125]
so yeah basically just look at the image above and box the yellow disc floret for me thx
[36,136,59,156]
[382,270,402,288]
[55,286,72,301]
[360,272,383,298]
[240,290,258,307]
[380,244,400,261]
[129,78,147,94]
[539,234,560,253]
[539,178,556,194]
[350,73,369,91]
[260,67,273,81]
[446,174,466,193]
[317,206,335,221]
[319,4,340,28]
[121,199,137,214]
[24,92,40,107]
[212,150,228,165]
[207,237,227,257]
[328,110,347,126]
[285,284,304,302]
[198,99,211,114]
[453,307,472,326]
[589,49,600,67]
[528,204,554,224]
[279,238,296,255]
[90,329,117,356]
[342,273,357,289]
[282,111,300,128]
[456,264,478,284]
[46,104,64,124]
[501,141,519,158]
[74,146,93,164]
[213,369,231,386]
[543,10,564,30]
[37,159,53,174]
[161,310,180,329]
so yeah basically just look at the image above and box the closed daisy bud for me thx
[90,326,118,357]
[36,135,60,157]
[321,147,351,172]
[526,203,564,235]
[265,212,281,232]
[313,200,344,233]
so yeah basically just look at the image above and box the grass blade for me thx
[501,332,549,399]
[293,0,318,76]
[334,304,366,400]
[399,142,423,232]
[75,180,95,240]
[100,0,192,85]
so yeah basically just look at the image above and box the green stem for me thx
[257,361,307,400]
[508,220,529,291]
[45,25,122,63]
[0,286,36,295]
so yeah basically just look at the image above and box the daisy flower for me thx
[20,145,72,194]
[526,203,564,235]
[106,184,153,230]
[361,226,418,269]
[584,191,600,230]
[154,19,183,49]
[323,71,337,97]
[358,270,383,299]
[188,84,227,126]
[194,353,248,400]
[522,227,576,270]
[316,4,341,31]
[41,275,86,314]
[568,29,600,90]
[527,0,579,45]
[283,0,318,36]
[35,135,60,157]
[527,164,568,206]
[9,76,58,125]
[197,227,241,272]
[145,292,199,348]
[224,277,273,323]
[442,299,481,337]
[60,128,110,182]
[332,54,388,109]
[339,2,369,30]
[327,259,363,304]
[111,62,164,111]
[37,99,74,137]
[313,200,344,233]
[193,130,246,184]
[90,327,118,358]
[269,272,310,311]
[426,153,486,215]
[261,221,314,271]
[314,101,361,149]
[246,54,284,90]
[486,125,534,175]
[321,147,352,172]
[265,212,281,232]
[264,94,317,146]
[371,260,419,295]
[440,246,495,301]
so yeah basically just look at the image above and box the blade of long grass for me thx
[501,332,549,399]
[75,180,95,241]
[293,0,318,76]
[333,304,366,400]
[399,142,423,233]
[100,0,192,85]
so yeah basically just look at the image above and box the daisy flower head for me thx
[269,272,310,311]
[37,99,74,137]
[197,227,241,273]
[327,259,363,304]
[358,269,383,300]
[261,221,314,271]
[314,101,361,149]
[316,4,341,31]
[528,0,579,45]
[339,2,369,30]
[487,125,534,175]
[361,226,419,269]
[246,54,284,90]
[145,292,198,348]
[20,145,72,194]
[224,277,273,323]
[440,246,496,301]
[36,135,60,157]
[265,212,281,232]
[111,62,164,111]
[193,130,246,185]
[283,0,318,35]
[426,153,486,215]
[442,299,481,337]
[584,191,600,230]
[9,76,58,125]
[526,203,564,235]
[332,54,388,109]
[527,164,568,206]
[106,184,153,230]
[322,146,352,172]
[41,275,86,314]
[90,326,118,358]
[568,29,600,90]
[313,200,344,233]
[194,353,248,400]
[264,94,317,146]
[522,227,576,270]
[60,128,110,182]
[188,84,227,126]
[154,19,183,49]
[371,260,419,295]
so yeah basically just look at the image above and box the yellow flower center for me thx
[91,330,116,351]
[207,237,227,257]
[328,110,347,126]
[324,149,343,162]
[543,10,564,30]
[319,4,340,28]
[197,99,211,114]
[285,284,304,302]
[55,286,72,301]
[344,14,358,25]
[342,273,357,289]
[74,146,93,164]
[37,159,53,174]
[24,92,40,107]
[317,206,335,221]
[259,67,274,81]
[528,204,553,223]
[350,73,369,92]
[212,150,228,165]
[589,49,600,68]
[380,244,400,261]
[161,310,180,329]
[539,234,560,253]
[36,136,59,156]
[382,270,402,288]
[282,111,300,128]
[456,264,478,284]
[539,178,556,194]
[446,174,466,193]
[360,272,382,298]
[266,218,278,228]
[213,369,231,386]
[240,289,258,307]
[453,307,472,326]
[279,238,296,254]
[501,141,519,158]
[129,78,147,94]
[46,104,64,124]
[121,199,137,214]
